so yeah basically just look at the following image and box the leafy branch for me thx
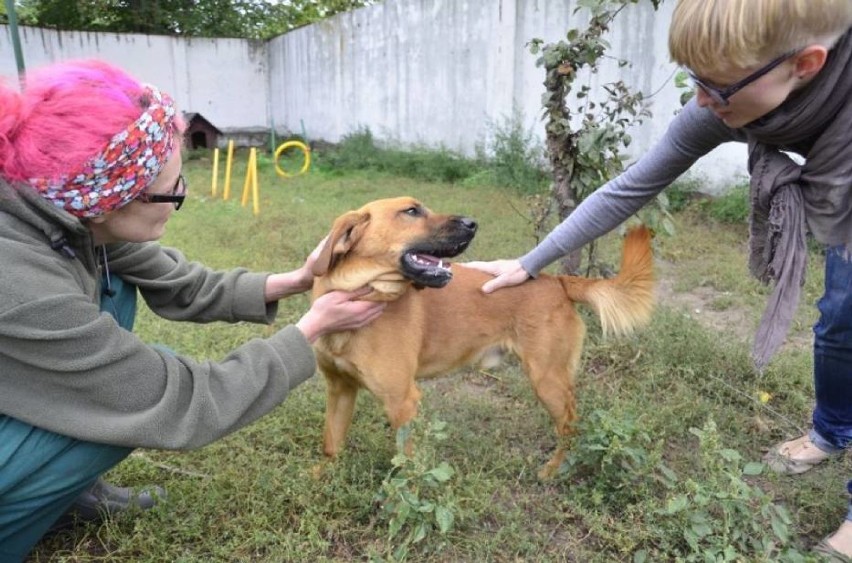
[529,0,667,275]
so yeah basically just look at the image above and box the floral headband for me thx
[28,85,177,218]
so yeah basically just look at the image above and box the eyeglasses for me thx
[686,49,800,106]
[137,174,187,210]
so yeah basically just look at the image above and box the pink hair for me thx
[0,59,184,183]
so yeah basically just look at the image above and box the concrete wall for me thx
[0,25,269,135]
[1,0,750,192]
[267,0,748,192]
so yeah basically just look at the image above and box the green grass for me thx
[29,151,844,562]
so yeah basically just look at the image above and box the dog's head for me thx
[311,197,477,300]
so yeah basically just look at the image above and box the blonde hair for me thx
[669,0,852,74]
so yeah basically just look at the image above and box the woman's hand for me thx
[264,237,328,301]
[295,287,386,343]
[298,236,327,285]
[462,259,531,293]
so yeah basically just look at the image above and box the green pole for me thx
[3,0,26,85]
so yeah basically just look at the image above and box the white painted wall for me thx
[267,0,749,192]
[2,0,751,193]
[0,25,269,134]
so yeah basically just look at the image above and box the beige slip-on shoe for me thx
[814,520,852,563]
[814,538,852,563]
[763,433,841,475]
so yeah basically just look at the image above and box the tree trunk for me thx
[546,135,583,275]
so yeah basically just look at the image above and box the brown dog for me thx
[311,196,654,478]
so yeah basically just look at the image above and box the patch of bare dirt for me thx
[655,258,754,341]
[655,258,813,352]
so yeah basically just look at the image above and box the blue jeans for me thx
[0,274,137,561]
[812,247,852,449]
[804,247,852,521]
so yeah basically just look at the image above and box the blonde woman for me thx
[466,0,852,555]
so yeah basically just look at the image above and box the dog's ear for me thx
[312,211,370,276]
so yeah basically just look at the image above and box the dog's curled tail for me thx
[558,225,655,337]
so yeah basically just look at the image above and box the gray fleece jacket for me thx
[0,179,316,450]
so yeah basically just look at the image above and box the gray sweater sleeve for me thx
[519,99,743,276]
[105,242,277,324]
[0,234,316,451]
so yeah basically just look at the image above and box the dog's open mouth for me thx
[400,241,470,288]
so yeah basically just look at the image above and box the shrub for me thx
[485,110,550,195]
[665,179,701,214]
[314,127,479,184]
[315,126,382,172]
[313,122,551,191]
[382,147,478,184]
[701,183,750,224]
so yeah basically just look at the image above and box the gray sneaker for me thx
[49,478,166,531]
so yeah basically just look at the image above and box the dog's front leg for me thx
[322,375,359,457]
[370,377,422,455]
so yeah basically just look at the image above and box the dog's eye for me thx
[403,206,422,217]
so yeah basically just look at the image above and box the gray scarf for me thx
[745,28,852,370]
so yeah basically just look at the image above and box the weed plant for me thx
[372,416,458,561]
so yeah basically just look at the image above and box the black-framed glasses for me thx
[686,49,800,106]
[137,174,187,210]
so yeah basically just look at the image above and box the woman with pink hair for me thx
[0,59,385,559]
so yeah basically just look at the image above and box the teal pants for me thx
[0,275,137,561]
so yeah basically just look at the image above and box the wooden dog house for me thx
[184,112,222,149]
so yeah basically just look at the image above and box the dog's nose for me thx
[457,217,477,232]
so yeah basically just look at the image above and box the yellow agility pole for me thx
[274,140,311,177]
[240,148,261,216]
[251,151,260,216]
[223,140,235,200]
[240,148,254,206]
[211,148,220,197]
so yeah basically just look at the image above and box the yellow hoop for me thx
[274,141,311,177]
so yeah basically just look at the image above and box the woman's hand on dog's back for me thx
[463,259,531,294]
